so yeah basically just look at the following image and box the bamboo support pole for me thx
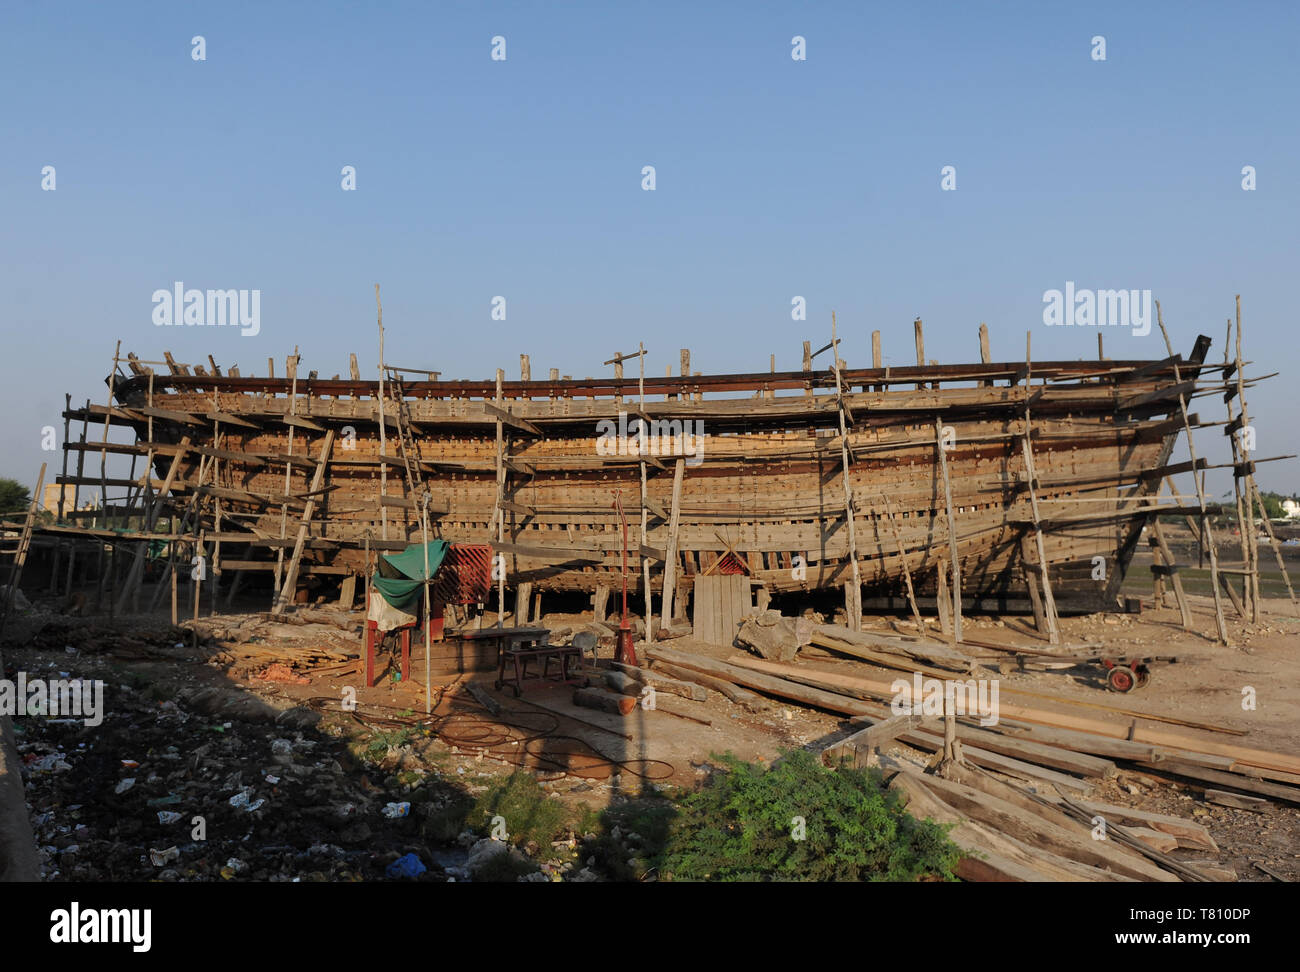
[1235,296,1260,619]
[831,313,862,630]
[935,417,962,642]
[1155,301,1230,645]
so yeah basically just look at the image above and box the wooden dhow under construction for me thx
[20,306,1285,649]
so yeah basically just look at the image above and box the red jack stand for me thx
[612,491,638,667]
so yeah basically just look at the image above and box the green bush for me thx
[466,772,572,850]
[659,750,960,882]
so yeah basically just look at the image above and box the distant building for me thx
[1282,498,1300,520]
[42,483,98,516]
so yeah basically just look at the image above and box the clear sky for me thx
[2,1,1296,499]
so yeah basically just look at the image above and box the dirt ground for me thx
[3,584,1297,882]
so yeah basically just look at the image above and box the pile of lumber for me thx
[641,639,1300,881]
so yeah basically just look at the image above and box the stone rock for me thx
[466,837,529,877]
[735,610,812,661]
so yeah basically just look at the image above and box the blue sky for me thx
[2,1,1296,497]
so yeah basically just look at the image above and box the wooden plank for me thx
[888,773,1114,882]
[1203,789,1269,812]
[1117,380,1196,411]
[482,401,542,436]
[645,645,877,716]
[278,414,328,433]
[725,655,1300,775]
[823,713,923,767]
[904,769,1175,881]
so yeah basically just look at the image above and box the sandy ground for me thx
[3,587,1297,881]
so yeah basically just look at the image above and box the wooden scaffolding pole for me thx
[1234,295,1261,620]
[376,284,390,542]
[273,429,337,614]
[273,349,299,605]
[1156,301,1230,645]
[1149,515,1194,630]
[420,492,432,714]
[831,312,862,630]
[637,342,653,636]
[661,458,685,631]
[494,369,506,626]
[0,464,45,639]
[935,417,962,642]
[881,494,925,636]
[64,401,89,596]
[1222,316,1254,619]
[1021,333,1060,644]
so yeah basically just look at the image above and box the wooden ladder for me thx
[0,464,46,639]
[386,371,428,510]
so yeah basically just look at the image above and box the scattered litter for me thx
[149,846,179,867]
[114,778,135,795]
[156,811,183,825]
[228,790,265,813]
[386,853,426,879]
[381,802,411,819]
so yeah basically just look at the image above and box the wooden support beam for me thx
[1156,300,1230,644]
[1151,517,1194,630]
[831,313,862,630]
[913,318,925,389]
[935,418,962,642]
[272,428,336,614]
[660,458,686,629]
[482,401,542,436]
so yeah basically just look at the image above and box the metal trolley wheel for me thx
[1106,666,1137,693]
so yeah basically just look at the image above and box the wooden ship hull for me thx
[56,333,1223,621]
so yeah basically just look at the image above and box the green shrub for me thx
[659,750,960,882]
[466,772,572,850]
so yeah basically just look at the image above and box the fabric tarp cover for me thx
[371,541,449,611]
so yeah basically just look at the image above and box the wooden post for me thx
[637,342,654,637]
[871,331,882,369]
[1020,535,1047,635]
[1251,478,1296,604]
[661,458,685,630]
[913,318,924,389]
[1155,301,1230,645]
[1221,315,1253,617]
[376,285,389,542]
[881,495,925,636]
[1151,517,1194,629]
[420,493,433,713]
[1235,295,1260,620]
[64,401,88,597]
[273,429,337,614]
[58,393,71,525]
[831,312,862,630]
[935,419,962,642]
[979,323,993,387]
[935,557,952,636]
[1021,343,1061,644]
[520,354,531,382]
[492,369,507,624]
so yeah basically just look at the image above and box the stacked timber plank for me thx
[640,635,1299,882]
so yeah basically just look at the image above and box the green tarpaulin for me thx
[371,541,449,611]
